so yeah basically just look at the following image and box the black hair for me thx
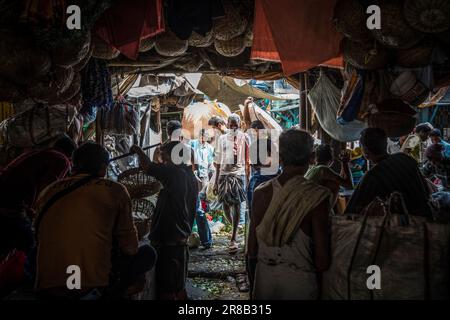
[208,116,226,127]
[315,144,333,164]
[360,128,388,155]
[279,129,314,166]
[250,120,265,130]
[53,134,77,158]
[429,128,442,138]
[160,141,191,165]
[166,120,182,136]
[72,142,110,175]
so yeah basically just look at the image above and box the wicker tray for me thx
[118,168,162,199]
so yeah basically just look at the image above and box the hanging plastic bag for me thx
[100,96,140,136]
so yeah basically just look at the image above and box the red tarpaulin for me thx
[251,0,343,75]
[94,0,164,60]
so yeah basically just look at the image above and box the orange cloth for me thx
[251,0,342,75]
[35,174,138,290]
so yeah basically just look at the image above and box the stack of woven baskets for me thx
[118,168,162,240]
[335,0,450,70]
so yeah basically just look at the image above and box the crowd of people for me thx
[0,95,449,300]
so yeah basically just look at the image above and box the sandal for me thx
[235,274,250,293]
[228,241,239,255]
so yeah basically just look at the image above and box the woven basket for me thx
[395,43,434,67]
[92,36,120,60]
[342,38,390,70]
[132,198,155,239]
[213,0,247,41]
[367,112,416,138]
[214,35,246,57]
[139,36,156,52]
[244,21,253,47]
[404,0,450,34]
[372,1,424,49]
[155,29,188,57]
[118,168,162,199]
[188,30,213,47]
[333,0,372,42]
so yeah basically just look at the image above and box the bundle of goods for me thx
[131,198,155,240]
[333,0,372,43]
[118,168,162,199]
[371,0,424,49]
[323,193,450,300]
[0,29,51,86]
[80,58,113,117]
[342,38,391,70]
[155,28,189,57]
[390,70,430,106]
[92,35,120,60]
[338,67,396,125]
[0,103,77,148]
[308,74,366,142]
[366,99,417,137]
[27,68,81,104]
[404,0,450,34]
[100,97,140,136]
[213,0,247,41]
[182,101,231,138]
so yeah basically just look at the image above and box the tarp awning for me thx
[251,0,343,75]
[197,74,297,110]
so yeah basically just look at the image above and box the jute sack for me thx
[322,192,450,300]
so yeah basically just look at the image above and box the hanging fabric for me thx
[308,73,366,142]
[100,96,140,136]
[94,0,164,60]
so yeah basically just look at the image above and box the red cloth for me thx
[94,0,164,60]
[251,0,342,75]
[0,250,26,295]
[0,149,71,211]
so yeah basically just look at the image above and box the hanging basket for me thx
[188,30,213,47]
[395,43,434,67]
[214,35,246,57]
[27,67,77,104]
[213,0,247,41]
[92,35,120,60]
[139,36,156,52]
[118,168,162,199]
[371,1,424,49]
[132,198,155,239]
[404,0,450,34]
[342,38,390,70]
[333,0,372,43]
[51,31,91,68]
[155,29,188,57]
[367,112,416,138]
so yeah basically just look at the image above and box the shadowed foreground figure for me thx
[345,128,432,216]
[35,142,155,300]
[248,129,332,300]
[131,141,198,300]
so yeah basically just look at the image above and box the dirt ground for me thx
[186,228,249,300]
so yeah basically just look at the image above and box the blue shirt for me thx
[190,140,214,179]
[441,140,450,158]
